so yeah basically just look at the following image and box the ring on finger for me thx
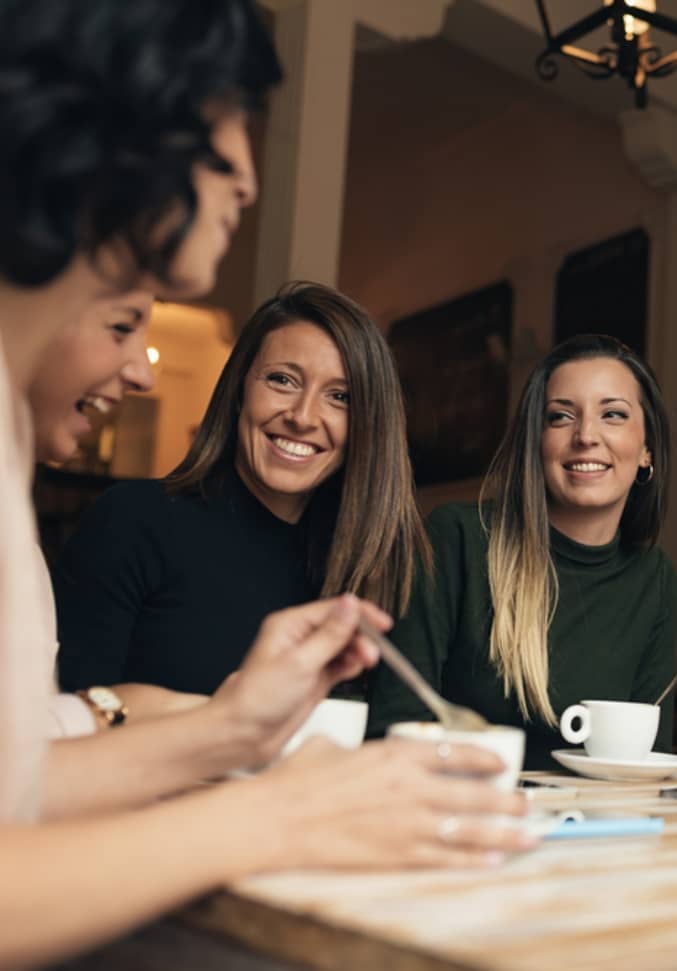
[437,742,454,760]
[437,816,462,843]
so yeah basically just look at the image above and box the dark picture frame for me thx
[389,281,513,486]
[555,228,649,356]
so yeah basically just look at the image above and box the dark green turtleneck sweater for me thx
[368,503,677,769]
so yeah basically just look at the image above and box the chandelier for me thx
[534,1,677,107]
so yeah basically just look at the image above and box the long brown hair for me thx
[479,334,670,724]
[167,281,431,615]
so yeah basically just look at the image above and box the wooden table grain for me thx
[180,772,677,971]
[63,772,677,971]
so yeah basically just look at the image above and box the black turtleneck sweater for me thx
[55,470,316,695]
[367,502,677,769]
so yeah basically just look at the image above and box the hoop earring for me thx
[635,463,654,486]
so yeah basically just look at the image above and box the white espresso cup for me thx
[559,699,659,761]
[387,721,525,791]
[282,698,368,756]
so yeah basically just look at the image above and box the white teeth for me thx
[272,437,317,457]
[568,462,607,472]
[82,395,111,414]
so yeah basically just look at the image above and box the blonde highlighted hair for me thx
[479,334,669,725]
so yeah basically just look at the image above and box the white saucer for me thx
[551,748,677,782]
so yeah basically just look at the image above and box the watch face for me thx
[88,687,122,712]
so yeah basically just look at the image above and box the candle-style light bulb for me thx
[604,0,657,37]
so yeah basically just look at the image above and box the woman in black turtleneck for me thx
[56,282,431,698]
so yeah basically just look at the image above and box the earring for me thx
[635,463,654,485]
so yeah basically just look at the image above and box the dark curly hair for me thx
[0,0,281,287]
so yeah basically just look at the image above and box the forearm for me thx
[0,780,281,971]
[112,683,209,722]
[42,700,260,818]
[47,685,208,740]
[45,596,392,817]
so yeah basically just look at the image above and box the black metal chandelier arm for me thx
[533,1,677,108]
[566,46,617,79]
[563,44,615,68]
[535,50,559,81]
[536,44,616,83]
[534,0,554,43]
[632,10,677,35]
[645,50,677,76]
[537,7,609,51]
[571,61,617,81]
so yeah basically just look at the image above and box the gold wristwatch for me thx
[77,686,128,727]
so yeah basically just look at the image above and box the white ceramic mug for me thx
[559,699,659,761]
[387,721,525,791]
[282,698,368,756]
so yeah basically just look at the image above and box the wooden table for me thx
[64,772,677,971]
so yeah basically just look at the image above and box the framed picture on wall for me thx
[389,281,513,486]
[555,228,648,356]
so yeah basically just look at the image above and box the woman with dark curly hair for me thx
[369,335,677,769]
[0,0,278,296]
[0,2,531,965]
[55,281,431,699]
[0,0,280,818]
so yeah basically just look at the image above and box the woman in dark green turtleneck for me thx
[368,335,677,769]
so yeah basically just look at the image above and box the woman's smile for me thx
[560,459,612,480]
[563,461,610,473]
[29,291,154,464]
[235,320,349,523]
[267,434,322,460]
[541,356,651,543]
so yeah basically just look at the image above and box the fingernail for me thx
[437,816,461,842]
[518,832,540,848]
[482,852,506,867]
[330,595,357,619]
[365,643,379,664]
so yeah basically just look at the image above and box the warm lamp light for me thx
[147,346,160,365]
[535,1,677,107]
[604,0,656,37]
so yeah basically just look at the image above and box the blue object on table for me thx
[546,816,664,840]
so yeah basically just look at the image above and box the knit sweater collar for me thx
[550,523,620,566]
[228,465,306,534]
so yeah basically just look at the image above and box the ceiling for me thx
[440,0,677,117]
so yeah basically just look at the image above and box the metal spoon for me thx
[654,672,677,707]
[358,619,488,732]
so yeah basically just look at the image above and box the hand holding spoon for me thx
[358,619,488,732]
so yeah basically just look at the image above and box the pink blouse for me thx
[0,336,53,821]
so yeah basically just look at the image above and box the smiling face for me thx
[29,291,155,463]
[28,111,254,451]
[166,109,257,297]
[234,321,349,522]
[541,356,652,544]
